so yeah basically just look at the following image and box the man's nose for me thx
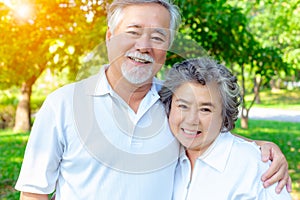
[135,35,152,53]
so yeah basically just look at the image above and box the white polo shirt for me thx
[173,132,292,200]
[15,66,180,200]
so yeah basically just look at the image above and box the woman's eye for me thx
[200,108,211,112]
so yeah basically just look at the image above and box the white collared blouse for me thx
[173,132,292,200]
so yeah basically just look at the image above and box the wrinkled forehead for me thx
[118,4,171,28]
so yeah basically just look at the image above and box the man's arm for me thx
[234,134,292,194]
[256,140,292,193]
[20,192,49,200]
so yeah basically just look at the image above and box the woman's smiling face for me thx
[168,81,223,155]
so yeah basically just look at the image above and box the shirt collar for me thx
[91,64,162,101]
[178,132,234,173]
[198,132,234,172]
[92,64,112,96]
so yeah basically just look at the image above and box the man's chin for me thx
[122,67,153,85]
[124,76,152,85]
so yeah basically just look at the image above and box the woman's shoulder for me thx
[227,132,265,164]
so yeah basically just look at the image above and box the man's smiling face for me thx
[106,3,171,85]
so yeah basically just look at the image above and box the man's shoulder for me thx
[153,77,165,91]
[46,74,99,104]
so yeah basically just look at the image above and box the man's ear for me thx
[106,27,112,41]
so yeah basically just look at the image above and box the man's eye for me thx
[127,31,140,36]
[178,104,188,109]
[152,36,165,42]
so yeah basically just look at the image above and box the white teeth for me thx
[133,57,147,63]
[183,129,198,135]
[126,52,154,63]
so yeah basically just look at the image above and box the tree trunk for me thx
[254,76,261,104]
[270,79,279,91]
[13,65,46,132]
[13,78,35,132]
[240,63,249,129]
[241,116,248,129]
[241,107,249,129]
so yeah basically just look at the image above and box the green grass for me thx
[245,88,300,110]
[0,130,29,200]
[233,119,300,199]
[1,119,299,199]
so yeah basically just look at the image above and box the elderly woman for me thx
[159,57,292,199]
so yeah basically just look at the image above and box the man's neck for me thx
[106,68,153,113]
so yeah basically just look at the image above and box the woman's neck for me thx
[186,149,203,178]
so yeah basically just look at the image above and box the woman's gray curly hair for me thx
[159,57,242,132]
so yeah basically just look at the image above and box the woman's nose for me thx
[186,109,200,125]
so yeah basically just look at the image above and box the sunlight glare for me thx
[15,3,32,19]
[1,0,33,20]
[0,0,13,8]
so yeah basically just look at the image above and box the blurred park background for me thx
[0,0,300,199]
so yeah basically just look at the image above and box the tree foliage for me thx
[228,0,300,80]
[166,0,254,65]
[0,0,107,89]
[0,0,108,131]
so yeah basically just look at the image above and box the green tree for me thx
[225,0,297,128]
[0,0,107,131]
[239,46,287,128]
[229,0,300,85]
[169,0,255,64]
